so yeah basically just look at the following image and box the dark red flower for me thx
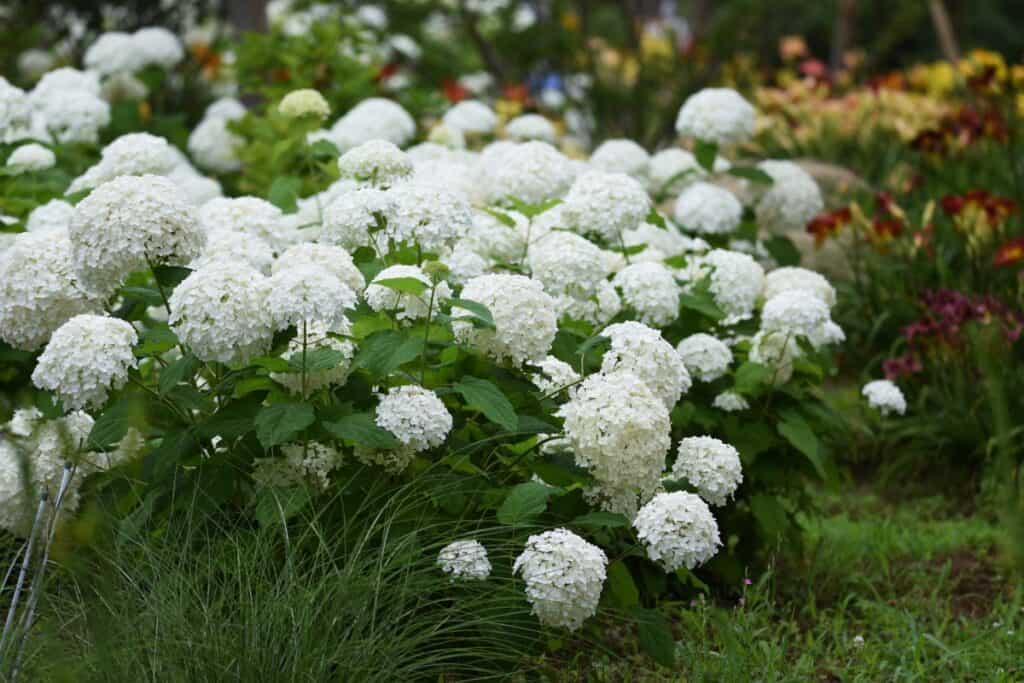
[442,79,468,103]
[994,237,1024,268]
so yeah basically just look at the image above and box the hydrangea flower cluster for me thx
[513,528,607,631]
[671,436,743,506]
[673,182,743,235]
[634,492,722,572]
[676,334,733,383]
[599,322,691,410]
[862,380,907,416]
[675,88,756,146]
[561,171,650,243]
[375,385,453,454]
[338,139,412,188]
[366,264,450,323]
[437,540,492,581]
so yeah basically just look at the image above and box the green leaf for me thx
[251,356,290,373]
[454,376,518,431]
[776,410,826,478]
[496,482,554,525]
[142,429,198,481]
[733,362,772,396]
[159,354,200,395]
[645,209,667,230]
[606,561,640,608]
[449,298,495,329]
[371,276,429,296]
[679,290,725,320]
[286,348,346,373]
[152,266,192,289]
[482,207,516,227]
[571,511,629,528]
[88,400,140,449]
[634,607,676,667]
[120,286,165,307]
[749,494,790,539]
[323,412,399,449]
[727,166,774,184]
[763,236,801,267]
[255,487,312,528]
[353,330,422,378]
[694,139,718,172]
[135,327,179,357]
[196,395,262,440]
[267,175,302,213]
[254,402,315,449]
[308,138,339,161]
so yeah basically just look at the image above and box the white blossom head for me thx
[673,182,743,236]
[761,290,844,349]
[647,148,705,196]
[265,264,357,331]
[198,197,289,252]
[68,133,179,193]
[712,391,749,412]
[671,436,743,506]
[529,355,581,397]
[763,267,836,309]
[676,333,733,383]
[168,261,274,364]
[479,141,577,205]
[437,540,492,581]
[25,199,73,233]
[270,320,356,396]
[442,99,497,135]
[755,160,824,235]
[31,314,138,411]
[132,27,185,70]
[675,88,756,146]
[748,329,800,386]
[331,98,416,150]
[561,171,650,243]
[695,249,765,324]
[252,441,343,491]
[6,143,55,173]
[612,262,680,328]
[588,138,650,182]
[375,385,453,452]
[193,228,275,274]
[600,322,690,409]
[505,113,557,143]
[862,380,906,416]
[527,230,609,299]
[513,528,607,631]
[188,116,243,173]
[387,181,473,253]
[365,264,450,323]
[274,243,365,294]
[278,89,330,120]
[320,187,395,253]
[337,139,412,188]
[634,491,721,572]
[35,89,110,144]
[453,274,558,366]
[69,175,203,294]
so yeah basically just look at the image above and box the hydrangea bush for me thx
[1,75,851,664]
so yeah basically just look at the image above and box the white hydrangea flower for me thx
[437,540,492,581]
[561,171,650,243]
[6,143,55,172]
[559,371,670,515]
[862,380,906,416]
[25,199,73,233]
[761,290,844,349]
[279,89,330,119]
[69,175,202,294]
[442,99,497,135]
[198,197,289,253]
[673,182,743,236]
[68,133,179,193]
[480,141,577,206]
[99,72,149,101]
[513,528,607,631]
[671,436,743,507]
[763,266,837,309]
[132,27,185,70]
[337,139,412,188]
[330,98,416,150]
[693,249,765,324]
[555,280,622,326]
[588,138,650,182]
[675,88,756,146]
[365,264,450,323]
[31,314,138,410]
[192,228,275,274]
[634,491,721,572]
[168,261,274,364]
[203,97,247,121]
[387,182,473,253]
[600,322,690,409]
[35,89,110,144]
[168,167,223,207]
[677,334,733,382]
[0,230,101,351]
[188,116,243,173]
[647,148,705,196]
[84,32,142,75]
[29,68,101,105]
[17,50,55,82]
[453,274,558,366]
[755,160,824,235]
[270,320,356,396]
[712,391,749,412]
[529,355,581,396]
[623,222,708,259]
[748,330,800,385]
[320,187,394,253]
[528,230,609,299]
[612,262,680,327]
[462,208,531,264]
[0,77,31,141]
[274,243,365,293]
[375,385,453,452]
[410,157,477,203]
[252,441,343,491]
[266,264,356,331]
[505,113,557,143]
[442,242,489,284]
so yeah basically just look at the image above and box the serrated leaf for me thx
[196,395,262,440]
[353,330,422,378]
[255,487,311,528]
[694,139,718,172]
[634,607,676,667]
[267,175,301,213]
[372,276,429,296]
[254,402,315,449]
[727,166,774,184]
[323,412,399,449]
[135,327,179,357]
[251,356,290,373]
[449,298,495,329]
[571,511,629,528]
[496,482,554,525]
[121,286,165,307]
[286,348,346,373]
[159,354,200,395]
[482,207,516,227]
[763,235,801,266]
[88,400,139,449]
[776,410,825,478]
[606,561,640,608]
[645,209,667,229]
[679,290,725,320]
[152,265,192,289]
[733,362,772,396]
[454,376,518,431]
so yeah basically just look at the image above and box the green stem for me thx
[421,282,437,385]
